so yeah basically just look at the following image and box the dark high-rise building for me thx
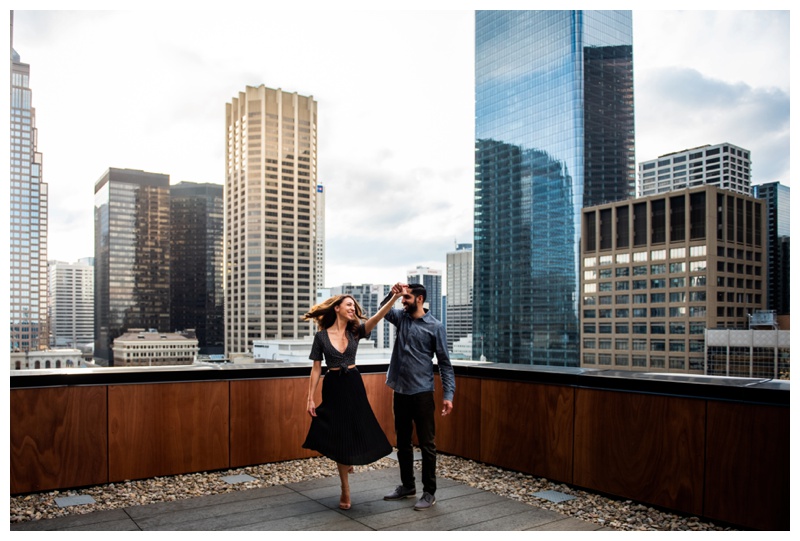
[94,168,171,364]
[170,182,225,354]
[754,181,790,316]
[10,13,49,352]
[474,11,635,365]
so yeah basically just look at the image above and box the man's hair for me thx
[407,283,426,302]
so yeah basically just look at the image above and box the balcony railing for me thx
[10,361,789,530]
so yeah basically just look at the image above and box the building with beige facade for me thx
[225,86,318,355]
[111,329,199,367]
[581,185,766,374]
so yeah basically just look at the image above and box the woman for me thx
[302,291,401,510]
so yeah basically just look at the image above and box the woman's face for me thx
[335,297,356,321]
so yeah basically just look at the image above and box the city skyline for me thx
[8,7,791,290]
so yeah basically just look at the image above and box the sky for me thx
[7,3,793,292]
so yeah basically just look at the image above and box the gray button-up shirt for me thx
[384,308,455,401]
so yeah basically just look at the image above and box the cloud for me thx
[636,66,790,183]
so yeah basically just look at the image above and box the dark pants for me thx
[393,391,436,495]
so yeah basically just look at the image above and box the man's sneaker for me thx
[414,492,436,511]
[384,485,416,500]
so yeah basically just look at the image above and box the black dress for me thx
[302,323,392,465]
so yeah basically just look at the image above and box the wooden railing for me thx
[10,362,789,530]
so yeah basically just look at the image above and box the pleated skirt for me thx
[302,368,392,465]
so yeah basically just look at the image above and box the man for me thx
[381,282,455,511]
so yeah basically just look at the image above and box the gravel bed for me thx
[10,454,735,531]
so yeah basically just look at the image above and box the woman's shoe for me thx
[339,487,351,510]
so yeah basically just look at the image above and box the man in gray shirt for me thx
[381,283,455,510]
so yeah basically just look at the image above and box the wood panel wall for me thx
[704,401,790,530]
[478,379,574,483]
[229,372,395,467]
[10,386,108,493]
[9,373,789,530]
[108,382,229,482]
[434,375,481,460]
[573,388,705,516]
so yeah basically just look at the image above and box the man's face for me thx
[401,289,419,313]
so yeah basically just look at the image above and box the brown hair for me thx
[304,295,365,331]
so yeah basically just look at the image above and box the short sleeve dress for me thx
[302,323,392,465]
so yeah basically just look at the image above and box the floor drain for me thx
[532,490,576,503]
[55,495,96,508]
[221,474,257,484]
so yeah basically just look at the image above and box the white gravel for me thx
[10,453,735,531]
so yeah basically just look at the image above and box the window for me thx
[616,267,630,277]
[615,295,629,304]
[650,293,665,303]
[670,262,685,273]
[616,281,629,291]
[633,280,647,290]
[651,279,666,289]
[670,277,685,288]
[670,323,686,334]
[669,340,686,352]
[632,266,647,276]
[650,264,666,275]
[671,292,687,302]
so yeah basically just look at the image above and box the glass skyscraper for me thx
[94,168,171,364]
[474,11,635,365]
[753,182,790,316]
[170,182,225,354]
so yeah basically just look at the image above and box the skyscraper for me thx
[48,259,94,349]
[407,266,443,322]
[225,86,318,355]
[94,168,171,364]
[446,243,473,351]
[754,181,790,316]
[10,15,49,352]
[474,10,635,365]
[170,182,225,354]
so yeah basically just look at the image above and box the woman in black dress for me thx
[303,291,401,510]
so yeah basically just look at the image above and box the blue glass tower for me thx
[474,11,635,365]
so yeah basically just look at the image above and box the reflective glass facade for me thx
[170,182,225,354]
[753,181,790,315]
[94,168,171,364]
[10,38,49,352]
[474,11,634,365]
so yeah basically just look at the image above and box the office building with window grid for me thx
[225,86,318,355]
[10,19,49,352]
[638,142,751,197]
[581,185,766,373]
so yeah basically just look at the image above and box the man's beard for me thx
[403,303,415,314]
